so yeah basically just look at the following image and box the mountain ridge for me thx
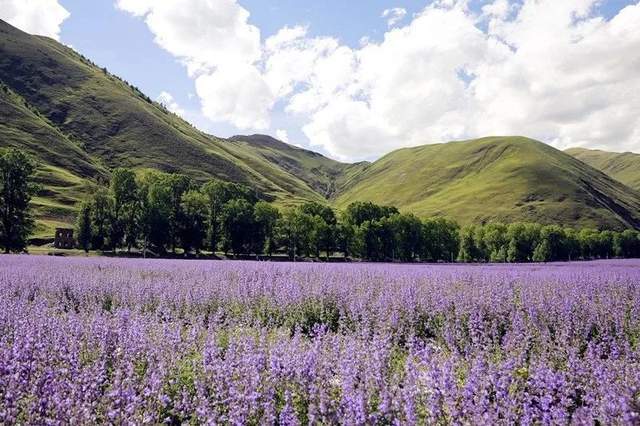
[566,147,640,192]
[1,19,640,235]
[335,136,640,230]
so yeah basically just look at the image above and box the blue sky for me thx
[2,0,640,160]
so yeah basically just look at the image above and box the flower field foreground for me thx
[1,256,639,424]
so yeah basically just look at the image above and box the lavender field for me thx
[1,256,639,424]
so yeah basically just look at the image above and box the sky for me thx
[1,0,639,161]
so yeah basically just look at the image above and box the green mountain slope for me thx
[2,19,639,236]
[0,19,334,212]
[566,147,640,192]
[0,82,107,237]
[228,135,368,198]
[335,137,640,230]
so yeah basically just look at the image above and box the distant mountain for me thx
[566,147,640,192]
[335,137,640,230]
[1,19,640,236]
[228,135,367,198]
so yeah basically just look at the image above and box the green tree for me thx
[483,223,508,262]
[614,230,640,258]
[422,218,459,262]
[165,174,192,253]
[138,173,172,256]
[90,188,113,251]
[578,228,601,259]
[75,201,92,253]
[506,223,541,262]
[0,149,37,253]
[533,225,567,262]
[563,227,581,261]
[391,213,423,262]
[344,201,398,227]
[336,220,357,259]
[220,198,255,256]
[278,208,315,260]
[109,168,138,251]
[202,179,256,252]
[300,202,337,259]
[598,230,615,259]
[473,225,489,262]
[253,201,280,257]
[458,225,481,262]
[180,190,208,255]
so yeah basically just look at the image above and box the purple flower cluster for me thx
[1,256,639,424]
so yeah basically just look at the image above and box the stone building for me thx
[54,228,75,249]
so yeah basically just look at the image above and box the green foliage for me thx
[507,223,541,263]
[343,201,398,227]
[180,190,208,254]
[202,179,254,253]
[0,148,37,252]
[164,174,192,253]
[336,137,640,230]
[90,189,112,251]
[458,225,479,263]
[109,168,139,251]
[70,169,640,264]
[220,198,256,256]
[138,172,172,254]
[422,218,459,262]
[390,213,423,262]
[253,201,281,256]
[75,201,92,253]
[614,230,640,258]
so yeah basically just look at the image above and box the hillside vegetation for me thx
[1,19,640,236]
[566,147,640,191]
[0,20,346,211]
[335,137,640,230]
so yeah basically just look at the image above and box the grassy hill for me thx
[0,82,107,237]
[2,19,640,235]
[228,135,368,198]
[0,19,340,215]
[335,137,640,230]
[566,147,640,192]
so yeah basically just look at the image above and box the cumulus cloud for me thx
[119,0,640,159]
[117,0,271,129]
[381,7,407,27]
[275,129,289,143]
[298,0,640,158]
[0,0,69,40]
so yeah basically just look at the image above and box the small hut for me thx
[54,228,75,249]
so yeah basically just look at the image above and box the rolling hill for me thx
[1,19,640,236]
[566,147,640,192]
[335,137,640,230]
[0,18,354,236]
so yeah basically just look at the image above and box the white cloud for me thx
[117,0,271,129]
[275,129,289,143]
[156,91,185,117]
[381,7,407,27]
[118,0,640,159]
[196,64,273,130]
[298,0,640,158]
[0,0,69,40]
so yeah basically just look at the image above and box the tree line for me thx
[1,148,639,262]
[74,167,640,262]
